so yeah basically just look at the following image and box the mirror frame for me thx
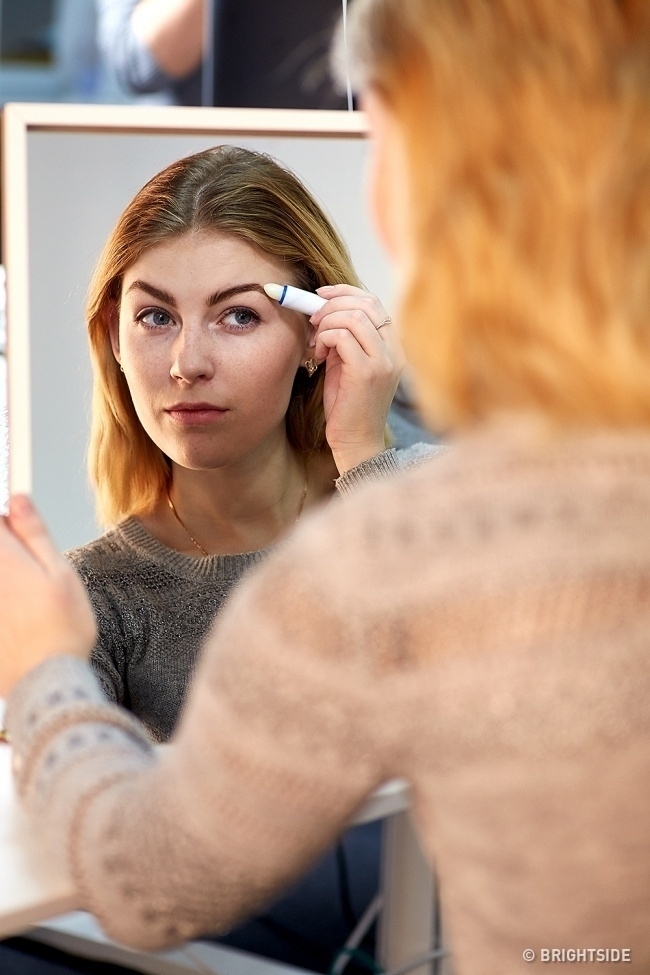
[1,102,368,499]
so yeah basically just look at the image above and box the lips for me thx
[165,403,229,424]
[166,402,225,412]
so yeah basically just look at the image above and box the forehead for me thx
[122,230,295,287]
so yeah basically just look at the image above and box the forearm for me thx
[131,0,204,79]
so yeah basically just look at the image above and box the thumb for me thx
[8,495,62,574]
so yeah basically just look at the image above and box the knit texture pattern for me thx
[6,426,650,974]
[66,445,439,741]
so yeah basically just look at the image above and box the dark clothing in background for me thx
[97,0,348,107]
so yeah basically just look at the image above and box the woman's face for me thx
[111,230,312,471]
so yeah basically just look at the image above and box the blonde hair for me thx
[345,0,650,431]
[86,145,360,525]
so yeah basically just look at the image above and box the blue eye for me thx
[137,308,173,329]
[221,307,260,332]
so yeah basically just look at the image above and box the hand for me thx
[0,496,97,697]
[309,285,406,474]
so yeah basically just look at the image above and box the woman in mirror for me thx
[65,143,430,969]
[75,142,425,741]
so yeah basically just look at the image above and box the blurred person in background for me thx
[96,0,349,107]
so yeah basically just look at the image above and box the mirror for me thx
[1,103,393,550]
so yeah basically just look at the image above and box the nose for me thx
[169,323,216,384]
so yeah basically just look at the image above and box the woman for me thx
[72,144,409,745]
[2,1,650,973]
[66,143,418,969]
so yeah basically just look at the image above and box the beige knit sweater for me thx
[6,423,650,974]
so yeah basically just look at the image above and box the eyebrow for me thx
[207,283,268,306]
[125,280,268,307]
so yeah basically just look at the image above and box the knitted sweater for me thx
[7,425,650,975]
[66,445,437,742]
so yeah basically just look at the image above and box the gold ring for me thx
[376,316,392,330]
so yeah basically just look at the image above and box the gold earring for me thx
[304,358,318,377]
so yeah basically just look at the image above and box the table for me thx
[0,745,78,934]
[0,745,438,974]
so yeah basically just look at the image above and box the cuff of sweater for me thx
[5,656,152,798]
[334,448,401,497]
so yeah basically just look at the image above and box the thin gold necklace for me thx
[166,468,309,558]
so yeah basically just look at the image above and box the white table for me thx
[0,745,438,975]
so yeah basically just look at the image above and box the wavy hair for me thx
[344,0,650,431]
[86,146,360,525]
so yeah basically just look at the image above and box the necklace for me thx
[166,467,309,558]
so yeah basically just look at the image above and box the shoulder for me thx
[64,520,162,600]
[234,445,462,614]
[66,524,134,577]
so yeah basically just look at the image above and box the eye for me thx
[136,307,174,329]
[220,306,261,333]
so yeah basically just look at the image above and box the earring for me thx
[119,364,125,373]
[304,357,318,378]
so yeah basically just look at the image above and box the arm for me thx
[2,497,386,949]
[131,0,204,78]
[95,0,203,94]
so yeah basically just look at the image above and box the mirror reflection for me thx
[7,116,418,551]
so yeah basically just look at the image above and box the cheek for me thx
[122,348,168,396]
[237,339,302,404]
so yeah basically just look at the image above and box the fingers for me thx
[8,494,62,575]
[311,290,397,359]
[312,309,386,361]
[314,286,390,332]
[314,326,397,382]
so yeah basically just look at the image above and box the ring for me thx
[376,316,392,330]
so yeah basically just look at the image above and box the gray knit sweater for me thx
[66,445,438,742]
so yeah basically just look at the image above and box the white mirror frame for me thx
[1,103,375,547]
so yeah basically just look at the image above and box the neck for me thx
[144,439,324,556]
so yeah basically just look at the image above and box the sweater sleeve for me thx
[335,442,446,497]
[5,525,387,950]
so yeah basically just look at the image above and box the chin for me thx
[167,449,239,471]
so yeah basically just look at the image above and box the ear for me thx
[300,318,317,360]
[107,300,121,364]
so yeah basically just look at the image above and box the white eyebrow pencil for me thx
[264,282,327,316]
